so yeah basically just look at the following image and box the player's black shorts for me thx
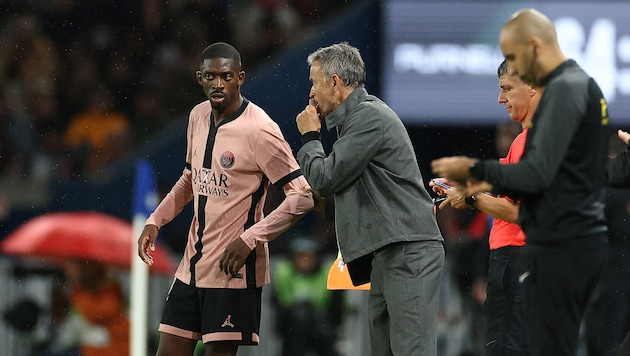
[158,278,262,345]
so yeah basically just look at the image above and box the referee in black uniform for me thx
[432,8,610,355]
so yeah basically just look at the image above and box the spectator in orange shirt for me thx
[63,86,132,175]
[64,259,130,356]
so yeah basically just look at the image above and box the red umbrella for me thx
[0,211,176,274]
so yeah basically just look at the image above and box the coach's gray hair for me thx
[307,42,366,88]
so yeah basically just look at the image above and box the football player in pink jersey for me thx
[138,42,315,356]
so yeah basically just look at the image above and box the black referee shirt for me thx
[472,60,609,247]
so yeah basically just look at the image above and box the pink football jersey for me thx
[147,99,306,288]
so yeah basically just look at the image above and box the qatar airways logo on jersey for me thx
[192,167,229,197]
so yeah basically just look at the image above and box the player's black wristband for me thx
[469,160,485,181]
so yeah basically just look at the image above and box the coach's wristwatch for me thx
[465,195,477,209]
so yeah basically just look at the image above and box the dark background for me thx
[0,0,626,254]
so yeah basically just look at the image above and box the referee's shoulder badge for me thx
[220,151,235,169]
[600,98,610,126]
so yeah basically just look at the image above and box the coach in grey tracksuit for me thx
[295,42,444,356]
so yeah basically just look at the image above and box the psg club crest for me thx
[220,151,235,169]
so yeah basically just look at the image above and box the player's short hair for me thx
[497,59,509,78]
[200,42,241,67]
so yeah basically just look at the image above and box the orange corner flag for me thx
[326,251,370,290]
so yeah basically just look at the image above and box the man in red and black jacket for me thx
[432,8,610,355]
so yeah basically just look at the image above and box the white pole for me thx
[130,158,159,356]
[131,213,149,356]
